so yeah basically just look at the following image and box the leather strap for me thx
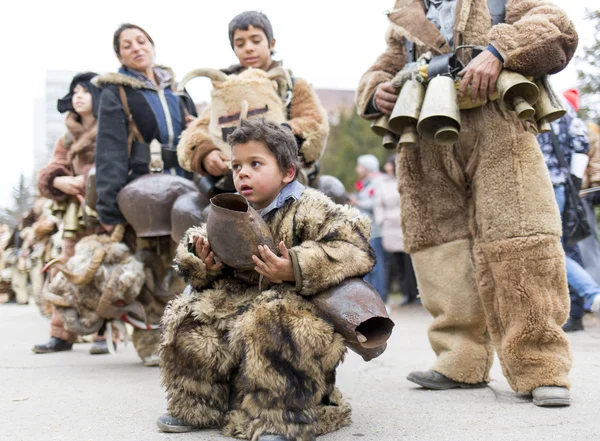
[118,86,144,156]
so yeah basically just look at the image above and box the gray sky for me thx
[0,0,596,209]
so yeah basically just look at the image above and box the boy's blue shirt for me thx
[255,180,306,219]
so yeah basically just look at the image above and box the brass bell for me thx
[63,201,80,239]
[382,132,399,150]
[370,115,392,137]
[389,78,425,147]
[417,75,461,145]
[496,71,539,120]
[534,77,565,131]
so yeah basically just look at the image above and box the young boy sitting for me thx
[177,10,328,186]
[158,119,375,441]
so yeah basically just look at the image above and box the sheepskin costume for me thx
[177,63,329,176]
[160,189,375,441]
[356,0,577,393]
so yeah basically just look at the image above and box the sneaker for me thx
[592,294,600,316]
[532,386,571,407]
[90,339,117,355]
[32,337,73,354]
[156,414,200,433]
[562,317,584,333]
[407,370,488,390]
[142,353,160,367]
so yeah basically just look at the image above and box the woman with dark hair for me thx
[32,72,111,354]
[93,23,197,366]
[95,23,197,233]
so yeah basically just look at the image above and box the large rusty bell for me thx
[117,174,197,238]
[389,78,425,147]
[170,191,210,243]
[417,75,461,145]
[534,78,565,133]
[206,193,276,271]
[496,71,539,120]
[85,167,98,211]
[311,278,395,361]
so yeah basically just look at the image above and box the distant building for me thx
[35,71,78,182]
[314,89,356,125]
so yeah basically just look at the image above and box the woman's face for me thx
[72,84,93,117]
[118,28,154,72]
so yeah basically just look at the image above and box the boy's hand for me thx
[203,150,230,176]
[192,236,223,272]
[252,242,295,284]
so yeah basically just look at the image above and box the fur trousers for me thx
[160,285,351,441]
[398,103,572,393]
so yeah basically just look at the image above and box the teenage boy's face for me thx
[231,140,294,210]
[232,26,275,71]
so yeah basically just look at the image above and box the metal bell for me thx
[389,78,425,147]
[534,77,565,131]
[417,75,461,145]
[496,71,539,120]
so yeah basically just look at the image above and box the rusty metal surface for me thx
[170,191,209,243]
[117,174,197,238]
[206,194,276,271]
[85,167,98,210]
[311,278,395,360]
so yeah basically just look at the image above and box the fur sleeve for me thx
[37,136,73,201]
[287,78,329,165]
[173,225,222,291]
[176,107,220,175]
[356,25,407,119]
[489,0,578,78]
[289,190,375,296]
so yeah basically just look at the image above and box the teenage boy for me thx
[177,11,328,187]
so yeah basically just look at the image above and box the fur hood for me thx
[94,64,176,90]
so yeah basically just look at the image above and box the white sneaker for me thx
[591,294,600,316]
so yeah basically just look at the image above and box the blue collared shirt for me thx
[255,180,306,219]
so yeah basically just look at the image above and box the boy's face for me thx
[231,140,295,210]
[232,26,275,71]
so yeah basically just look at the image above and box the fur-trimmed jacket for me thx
[356,0,578,118]
[37,113,96,202]
[94,66,197,225]
[175,188,375,296]
[177,62,329,175]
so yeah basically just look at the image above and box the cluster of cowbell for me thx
[372,69,565,148]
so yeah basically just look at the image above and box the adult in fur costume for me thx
[356,0,578,406]
[177,11,328,186]
[159,120,375,441]
[33,72,106,354]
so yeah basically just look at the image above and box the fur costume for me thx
[356,0,577,393]
[177,63,329,175]
[160,189,374,441]
[37,112,97,202]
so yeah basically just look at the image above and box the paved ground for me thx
[1,301,599,441]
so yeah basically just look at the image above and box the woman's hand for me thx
[252,242,295,284]
[192,236,223,272]
[458,49,503,102]
[374,82,399,115]
[202,150,230,176]
[53,175,85,195]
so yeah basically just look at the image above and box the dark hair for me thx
[228,119,300,179]
[113,23,154,57]
[228,11,274,49]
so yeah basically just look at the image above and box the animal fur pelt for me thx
[160,189,374,440]
[47,233,146,335]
